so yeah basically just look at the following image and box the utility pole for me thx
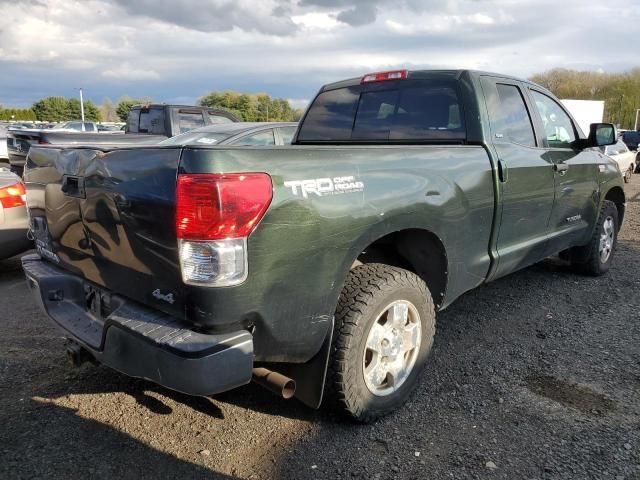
[635,108,640,131]
[618,94,624,127]
[79,88,85,130]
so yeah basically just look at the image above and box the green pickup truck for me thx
[22,69,624,422]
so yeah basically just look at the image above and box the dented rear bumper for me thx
[22,254,254,396]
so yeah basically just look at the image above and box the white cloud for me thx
[102,64,161,81]
[0,0,637,107]
[288,98,310,109]
[291,12,340,30]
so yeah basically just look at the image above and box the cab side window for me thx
[530,91,576,149]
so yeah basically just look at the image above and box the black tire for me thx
[570,200,619,276]
[327,263,436,422]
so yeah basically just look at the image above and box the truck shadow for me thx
[1,399,239,480]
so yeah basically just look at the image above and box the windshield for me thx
[159,130,231,146]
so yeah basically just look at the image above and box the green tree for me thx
[198,90,300,122]
[66,98,101,122]
[0,108,37,121]
[32,96,69,122]
[115,96,151,122]
[99,97,118,122]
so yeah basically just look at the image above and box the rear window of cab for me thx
[297,79,465,143]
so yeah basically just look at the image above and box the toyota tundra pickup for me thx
[21,70,624,422]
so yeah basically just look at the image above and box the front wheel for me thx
[570,200,619,276]
[327,263,436,422]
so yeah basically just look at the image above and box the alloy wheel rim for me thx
[362,300,421,397]
[599,216,615,263]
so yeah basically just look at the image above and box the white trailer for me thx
[560,99,605,136]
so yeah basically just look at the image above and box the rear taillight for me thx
[0,182,27,209]
[361,69,408,84]
[176,173,272,287]
[38,139,50,145]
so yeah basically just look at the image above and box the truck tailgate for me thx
[24,146,186,319]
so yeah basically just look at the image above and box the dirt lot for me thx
[1,178,639,480]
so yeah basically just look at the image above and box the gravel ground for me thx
[1,178,639,480]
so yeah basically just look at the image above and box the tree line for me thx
[2,73,638,127]
[0,107,37,121]
[529,68,640,130]
[198,91,304,121]
[1,91,304,124]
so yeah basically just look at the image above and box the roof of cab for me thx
[320,69,544,92]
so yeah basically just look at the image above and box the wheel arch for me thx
[347,227,449,310]
[603,185,626,228]
[281,224,449,410]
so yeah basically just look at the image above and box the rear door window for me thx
[177,110,206,134]
[617,140,629,153]
[297,79,465,142]
[139,108,165,134]
[127,109,139,133]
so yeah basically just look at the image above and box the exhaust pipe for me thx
[66,341,93,367]
[252,367,296,399]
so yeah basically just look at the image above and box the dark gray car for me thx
[158,122,298,147]
[0,168,31,259]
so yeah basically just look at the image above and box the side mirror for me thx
[587,123,616,148]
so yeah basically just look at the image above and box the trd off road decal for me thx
[284,176,364,198]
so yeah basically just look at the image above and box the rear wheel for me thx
[327,263,436,422]
[570,200,619,276]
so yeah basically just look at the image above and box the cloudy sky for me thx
[0,0,638,109]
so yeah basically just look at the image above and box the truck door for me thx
[525,88,600,252]
[480,77,555,280]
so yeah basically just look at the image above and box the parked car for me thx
[0,168,31,260]
[0,126,8,169]
[621,130,640,150]
[97,124,125,132]
[602,139,636,182]
[159,122,298,147]
[53,121,99,133]
[7,105,239,175]
[22,69,622,422]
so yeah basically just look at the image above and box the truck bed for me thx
[24,143,495,362]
